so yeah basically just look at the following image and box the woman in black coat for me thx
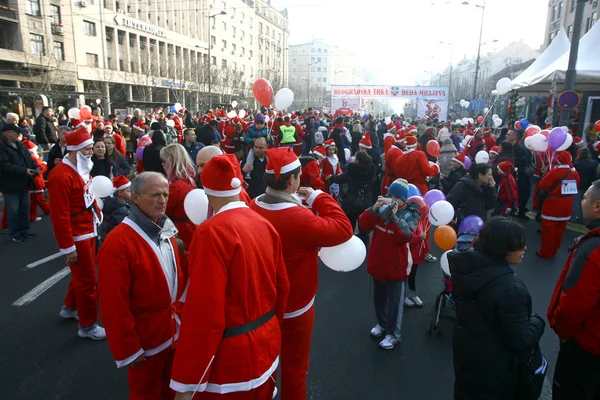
[90,140,116,178]
[143,129,167,175]
[446,163,497,225]
[449,217,545,400]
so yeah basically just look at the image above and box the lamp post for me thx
[462,0,486,100]
[207,10,226,110]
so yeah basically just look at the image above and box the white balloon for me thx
[274,88,294,110]
[464,101,470,109]
[231,100,238,108]
[524,136,533,150]
[455,119,463,125]
[467,118,474,124]
[96,197,104,210]
[174,102,182,110]
[68,108,80,119]
[319,236,366,272]
[494,117,503,127]
[530,133,548,152]
[58,106,65,112]
[91,176,113,198]
[483,107,489,114]
[385,117,392,125]
[344,148,351,161]
[462,117,468,125]
[227,110,237,118]
[460,99,466,107]
[561,126,569,133]
[475,150,490,164]
[556,134,573,151]
[238,109,246,118]
[492,114,499,120]
[496,77,512,95]
[491,89,498,96]
[166,119,175,128]
[264,115,270,123]
[184,189,209,225]
[440,250,452,277]
[428,200,454,227]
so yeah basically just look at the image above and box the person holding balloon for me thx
[359,178,421,350]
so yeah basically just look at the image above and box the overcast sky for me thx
[272,0,549,85]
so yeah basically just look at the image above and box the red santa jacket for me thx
[110,133,127,156]
[409,218,427,265]
[382,146,403,195]
[383,133,396,154]
[292,123,304,156]
[300,159,325,190]
[358,206,418,281]
[250,191,352,316]
[547,221,600,356]
[321,156,342,180]
[539,166,580,221]
[97,216,184,367]
[47,160,102,254]
[170,202,289,395]
[31,155,47,192]
[166,178,197,250]
[484,136,496,152]
[468,136,485,158]
[392,148,439,195]
[497,174,519,207]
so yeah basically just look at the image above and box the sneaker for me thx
[404,297,415,307]
[78,324,107,340]
[59,307,79,320]
[272,386,278,399]
[379,334,400,350]
[425,253,437,262]
[32,217,42,222]
[9,236,25,243]
[410,295,424,308]
[21,233,37,239]
[370,324,385,338]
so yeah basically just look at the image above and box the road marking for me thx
[26,252,63,269]
[12,267,71,307]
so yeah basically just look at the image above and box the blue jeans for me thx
[3,190,31,239]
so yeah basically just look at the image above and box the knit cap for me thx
[388,178,409,202]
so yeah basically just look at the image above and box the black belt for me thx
[71,204,93,218]
[170,216,191,222]
[222,308,275,339]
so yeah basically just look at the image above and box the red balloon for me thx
[539,129,550,138]
[515,121,522,130]
[407,195,429,217]
[80,105,92,120]
[426,140,441,157]
[595,120,600,132]
[524,125,541,138]
[477,116,484,124]
[252,78,273,108]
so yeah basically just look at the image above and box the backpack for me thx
[455,233,477,252]
[314,128,325,145]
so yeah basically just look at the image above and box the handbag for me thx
[341,183,369,213]
[516,343,547,400]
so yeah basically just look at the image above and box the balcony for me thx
[0,4,18,22]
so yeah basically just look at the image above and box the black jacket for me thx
[491,150,515,183]
[47,143,68,174]
[143,130,167,175]
[331,162,376,213]
[574,158,600,192]
[98,196,130,245]
[446,175,496,222]
[241,156,267,199]
[90,157,116,178]
[0,135,37,193]
[449,250,545,400]
[33,114,57,145]
[196,125,218,146]
[513,142,533,175]
[441,166,466,194]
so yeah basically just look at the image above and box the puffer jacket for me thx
[449,249,545,400]
[446,174,496,223]
[243,124,273,145]
[98,196,130,245]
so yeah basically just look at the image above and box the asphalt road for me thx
[0,213,583,400]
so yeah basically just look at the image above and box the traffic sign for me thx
[558,90,580,111]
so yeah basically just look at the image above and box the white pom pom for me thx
[230,177,241,189]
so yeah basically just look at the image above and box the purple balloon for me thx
[464,157,472,170]
[458,215,485,235]
[548,127,567,151]
[136,146,145,160]
[423,189,445,207]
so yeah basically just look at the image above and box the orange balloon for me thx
[434,225,457,251]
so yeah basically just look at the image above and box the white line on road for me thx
[12,267,71,307]
[26,252,63,269]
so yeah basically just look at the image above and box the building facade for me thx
[0,0,289,115]
[544,0,598,48]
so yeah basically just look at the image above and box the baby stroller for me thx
[427,232,477,336]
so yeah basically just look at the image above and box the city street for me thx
[0,214,584,400]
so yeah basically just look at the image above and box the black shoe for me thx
[516,213,530,220]
[21,233,37,239]
[9,236,25,243]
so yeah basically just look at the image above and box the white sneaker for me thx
[404,297,415,307]
[78,324,107,340]
[379,334,400,350]
[272,386,278,399]
[370,324,385,338]
[33,217,42,222]
[59,307,79,320]
[410,295,424,308]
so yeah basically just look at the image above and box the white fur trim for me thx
[115,182,131,191]
[67,138,94,151]
[204,186,242,197]
[265,159,302,176]
[306,190,324,208]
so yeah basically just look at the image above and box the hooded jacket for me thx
[98,196,130,244]
[441,166,466,194]
[244,124,273,145]
[446,174,496,222]
[449,250,545,400]
[330,162,376,213]
[143,130,167,175]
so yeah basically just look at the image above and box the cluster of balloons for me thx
[319,236,367,272]
[439,215,484,276]
[493,115,503,127]
[524,126,573,153]
[515,118,530,130]
[252,78,295,111]
[459,99,471,109]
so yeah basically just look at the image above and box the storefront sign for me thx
[114,14,167,38]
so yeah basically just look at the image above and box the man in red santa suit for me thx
[98,171,184,400]
[170,153,290,400]
[21,139,51,221]
[47,126,106,340]
[299,146,326,190]
[537,152,580,259]
[382,124,397,154]
[249,147,353,400]
[174,109,185,141]
[381,134,405,196]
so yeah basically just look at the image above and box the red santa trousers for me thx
[280,306,315,400]
[128,347,175,400]
[63,238,99,327]
[538,219,568,259]
[30,192,51,221]
[192,378,275,399]
[532,182,541,210]
[1,205,6,230]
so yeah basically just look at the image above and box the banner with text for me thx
[417,98,449,121]
[331,97,361,113]
[331,85,449,100]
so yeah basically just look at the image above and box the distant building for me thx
[544,0,598,49]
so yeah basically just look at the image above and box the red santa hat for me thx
[324,139,336,148]
[483,128,491,134]
[264,147,301,179]
[359,132,372,149]
[387,123,395,131]
[133,120,146,133]
[464,129,474,137]
[573,136,584,148]
[490,146,499,155]
[394,132,406,143]
[452,153,466,168]
[224,125,237,137]
[497,161,514,175]
[201,154,244,197]
[113,176,131,192]
[405,135,418,148]
[177,108,185,115]
[408,125,418,134]
[311,145,327,159]
[22,139,38,153]
[66,126,94,151]
[556,151,573,167]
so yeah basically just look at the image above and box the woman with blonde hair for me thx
[160,143,197,250]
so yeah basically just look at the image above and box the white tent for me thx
[512,21,600,95]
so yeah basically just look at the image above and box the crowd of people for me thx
[0,103,599,400]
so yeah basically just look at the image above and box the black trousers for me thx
[552,339,600,400]
[518,173,532,214]
[346,208,370,246]
[373,279,406,336]
[408,264,419,291]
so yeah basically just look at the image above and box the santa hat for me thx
[177,108,185,114]
[573,136,584,148]
[224,125,237,137]
[22,139,38,153]
[405,135,418,148]
[324,139,336,148]
[497,161,514,175]
[264,147,301,179]
[359,132,372,149]
[483,128,491,134]
[557,151,573,167]
[113,176,131,192]
[201,154,244,197]
[452,153,466,168]
[408,125,418,134]
[394,132,405,143]
[490,146,499,155]
[464,130,474,137]
[66,126,94,151]
[133,120,146,133]
[387,123,395,131]
[311,146,327,159]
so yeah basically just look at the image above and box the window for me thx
[586,17,591,32]
[558,1,563,19]
[222,40,226,49]
[266,26,269,35]
[249,50,253,58]
[84,21,97,36]
[249,34,253,44]
[317,57,321,62]
[311,57,315,62]
[211,36,216,46]
[222,59,227,68]
[318,48,321,53]
[107,57,112,69]
[117,31,124,45]
[249,17,252,28]
[130,61,136,72]
[30,33,44,55]
[26,0,40,16]
[86,52,99,68]
[570,0,576,12]
[119,59,124,71]
[568,24,573,38]
[317,67,321,72]
[211,56,216,65]
[241,46,245,55]
[53,41,64,60]
[292,58,296,64]
[552,5,557,20]
[50,5,61,24]
[232,61,236,70]
[232,43,236,52]
[259,22,263,32]
[221,21,226,31]
[548,31,555,44]
[593,12,598,27]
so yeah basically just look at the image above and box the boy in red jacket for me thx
[359,178,421,350]
[494,161,519,216]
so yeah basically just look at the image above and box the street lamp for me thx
[462,0,486,100]
[206,10,226,109]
